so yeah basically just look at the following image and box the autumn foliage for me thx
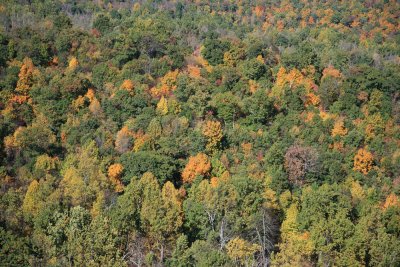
[353,148,374,175]
[182,153,211,183]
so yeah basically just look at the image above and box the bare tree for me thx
[284,145,319,186]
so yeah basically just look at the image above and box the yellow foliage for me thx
[331,118,348,137]
[156,96,169,115]
[182,153,211,183]
[365,113,385,141]
[151,70,179,97]
[202,120,223,152]
[264,187,279,210]
[353,148,374,175]
[91,192,105,217]
[16,57,38,95]
[133,133,151,152]
[22,180,40,216]
[120,79,134,91]
[383,193,399,210]
[61,168,85,206]
[226,237,261,264]
[68,57,79,71]
[35,154,58,173]
[350,180,365,202]
[271,202,314,266]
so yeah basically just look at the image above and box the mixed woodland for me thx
[0,0,400,266]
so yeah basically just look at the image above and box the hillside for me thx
[0,0,399,266]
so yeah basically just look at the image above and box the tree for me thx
[353,148,373,175]
[202,120,223,152]
[16,57,38,95]
[115,126,133,154]
[202,38,230,66]
[284,145,319,186]
[226,237,261,266]
[182,153,211,183]
[108,163,124,192]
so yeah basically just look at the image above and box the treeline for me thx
[0,0,399,266]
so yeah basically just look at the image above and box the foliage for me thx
[0,0,399,265]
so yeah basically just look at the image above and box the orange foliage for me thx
[322,65,342,80]
[248,80,259,94]
[331,118,348,137]
[182,153,211,183]
[188,65,201,78]
[10,95,29,104]
[353,148,374,175]
[383,193,400,210]
[241,142,252,157]
[151,70,179,97]
[210,177,219,188]
[68,57,79,71]
[108,163,124,192]
[254,6,265,17]
[120,79,134,91]
[85,88,96,102]
[16,58,38,95]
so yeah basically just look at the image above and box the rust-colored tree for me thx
[284,145,319,186]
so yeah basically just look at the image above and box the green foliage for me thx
[0,0,399,265]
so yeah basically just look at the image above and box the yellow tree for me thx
[202,120,223,152]
[120,79,134,91]
[271,203,314,266]
[22,180,41,216]
[156,96,168,115]
[353,148,374,175]
[331,118,348,137]
[68,56,79,71]
[226,237,261,266]
[16,57,38,95]
[151,70,179,97]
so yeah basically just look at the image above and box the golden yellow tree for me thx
[156,96,168,115]
[120,79,134,91]
[68,56,79,71]
[22,180,41,216]
[331,118,348,137]
[182,153,211,183]
[271,203,314,266]
[202,120,223,152]
[226,237,261,266]
[16,57,38,95]
[353,148,374,175]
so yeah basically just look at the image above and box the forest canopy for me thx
[0,0,399,266]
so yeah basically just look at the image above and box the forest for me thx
[0,0,399,266]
